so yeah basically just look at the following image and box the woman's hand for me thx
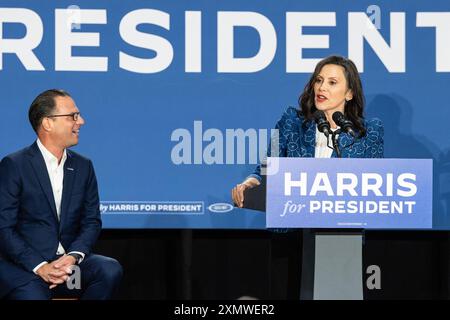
[232,183,250,208]
[231,178,260,208]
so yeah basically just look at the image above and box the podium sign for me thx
[266,158,433,229]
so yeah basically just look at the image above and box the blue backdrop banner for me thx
[0,1,449,229]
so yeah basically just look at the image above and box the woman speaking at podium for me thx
[232,55,384,207]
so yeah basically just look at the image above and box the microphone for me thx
[332,111,355,137]
[313,110,331,138]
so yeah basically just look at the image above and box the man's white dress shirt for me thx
[33,139,85,273]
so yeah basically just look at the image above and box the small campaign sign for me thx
[266,158,433,229]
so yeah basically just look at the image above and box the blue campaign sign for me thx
[101,206,265,229]
[0,1,449,229]
[266,158,433,229]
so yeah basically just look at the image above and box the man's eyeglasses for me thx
[47,112,80,121]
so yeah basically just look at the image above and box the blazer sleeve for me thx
[365,118,384,158]
[0,156,46,272]
[248,109,290,182]
[66,160,102,255]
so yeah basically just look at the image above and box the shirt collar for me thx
[36,139,67,167]
[315,126,340,135]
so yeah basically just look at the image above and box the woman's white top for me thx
[314,127,339,158]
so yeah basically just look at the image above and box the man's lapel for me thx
[60,150,77,230]
[28,142,58,222]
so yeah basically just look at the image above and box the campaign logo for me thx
[100,201,204,215]
[281,172,418,216]
[266,158,433,229]
[208,203,234,213]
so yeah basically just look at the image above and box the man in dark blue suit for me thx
[0,89,123,299]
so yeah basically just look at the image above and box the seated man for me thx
[0,89,122,300]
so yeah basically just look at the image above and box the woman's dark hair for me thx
[298,55,366,137]
[28,89,71,133]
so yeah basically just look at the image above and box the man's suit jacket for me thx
[249,106,384,181]
[0,142,102,297]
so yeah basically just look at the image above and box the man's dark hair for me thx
[28,89,71,133]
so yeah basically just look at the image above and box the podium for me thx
[246,158,433,300]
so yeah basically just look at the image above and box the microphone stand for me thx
[331,129,342,158]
